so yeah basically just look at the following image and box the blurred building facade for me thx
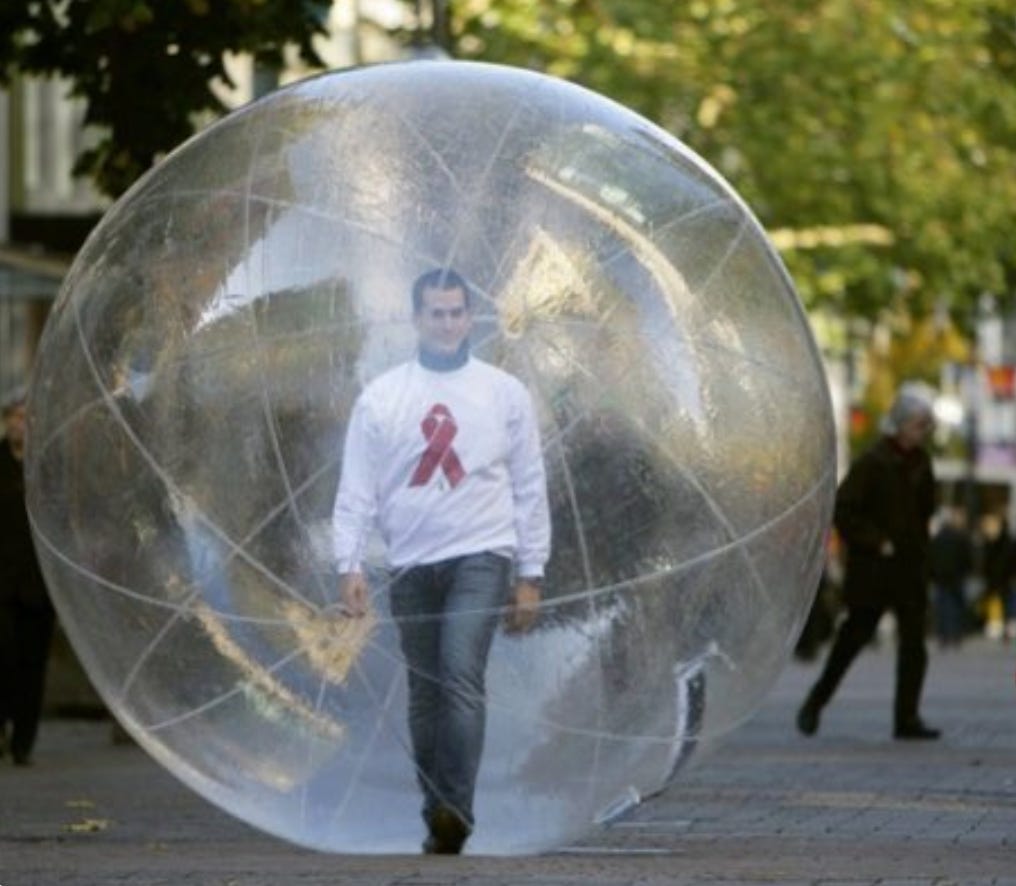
[935,299,1016,528]
[0,78,99,397]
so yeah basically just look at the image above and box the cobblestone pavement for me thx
[1,637,1015,885]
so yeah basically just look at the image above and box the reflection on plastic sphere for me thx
[26,61,835,854]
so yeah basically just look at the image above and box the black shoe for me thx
[423,806,470,855]
[894,720,941,740]
[12,753,32,767]
[796,702,821,736]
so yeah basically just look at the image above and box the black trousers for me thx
[0,600,56,760]
[804,593,928,728]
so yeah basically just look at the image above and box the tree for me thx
[0,0,328,198]
[448,0,1016,326]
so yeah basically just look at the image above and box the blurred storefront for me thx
[934,298,1016,529]
[0,250,63,395]
[0,77,100,396]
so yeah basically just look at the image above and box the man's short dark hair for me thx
[412,268,471,313]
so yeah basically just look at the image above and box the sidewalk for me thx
[2,636,1015,885]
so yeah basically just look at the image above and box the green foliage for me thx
[450,0,1016,324]
[0,0,328,197]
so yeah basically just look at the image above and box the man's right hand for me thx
[340,572,369,617]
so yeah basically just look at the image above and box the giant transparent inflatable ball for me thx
[27,61,835,853]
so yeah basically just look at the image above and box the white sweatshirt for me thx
[332,356,551,576]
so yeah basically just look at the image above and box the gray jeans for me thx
[389,551,511,827]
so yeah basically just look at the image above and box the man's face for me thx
[897,412,933,450]
[414,285,472,355]
[3,404,26,450]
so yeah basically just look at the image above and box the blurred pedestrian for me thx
[0,387,55,766]
[979,511,1014,642]
[929,505,974,648]
[797,383,939,740]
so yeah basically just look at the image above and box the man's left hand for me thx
[506,579,541,633]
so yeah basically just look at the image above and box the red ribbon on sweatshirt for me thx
[409,404,465,488]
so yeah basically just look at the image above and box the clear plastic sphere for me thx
[26,61,835,853]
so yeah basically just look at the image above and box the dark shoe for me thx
[894,720,941,740]
[423,806,470,855]
[12,753,33,767]
[796,702,821,736]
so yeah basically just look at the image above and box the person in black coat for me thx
[797,384,939,740]
[979,511,1015,640]
[0,388,55,765]
[928,506,974,647]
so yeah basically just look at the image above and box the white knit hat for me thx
[881,381,936,435]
